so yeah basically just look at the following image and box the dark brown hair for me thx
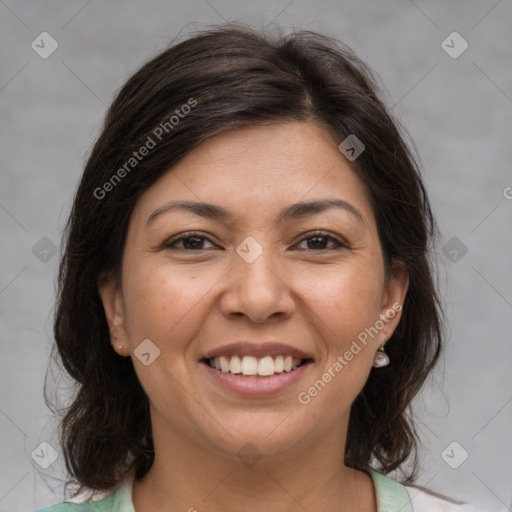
[48,22,443,496]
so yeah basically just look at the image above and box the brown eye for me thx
[294,231,348,251]
[164,232,216,250]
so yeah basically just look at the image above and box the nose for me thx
[219,242,296,324]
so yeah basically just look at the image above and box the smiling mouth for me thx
[201,354,313,377]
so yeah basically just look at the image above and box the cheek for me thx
[121,258,217,346]
[296,261,384,344]
[119,260,217,409]
[293,266,383,423]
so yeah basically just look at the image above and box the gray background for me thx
[1,1,511,511]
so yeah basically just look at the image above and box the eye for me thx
[161,230,348,252]
[163,232,217,250]
[293,231,349,251]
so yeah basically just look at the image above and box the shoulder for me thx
[404,484,493,512]
[33,502,108,512]
[32,494,116,512]
[370,469,491,512]
[32,478,133,512]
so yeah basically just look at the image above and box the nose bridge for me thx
[220,235,294,322]
[236,235,282,299]
[238,241,277,288]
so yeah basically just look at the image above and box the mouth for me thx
[199,341,315,396]
[201,354,314,377]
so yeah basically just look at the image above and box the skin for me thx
[99,121,409,512]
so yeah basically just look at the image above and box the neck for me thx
[131,413,376,512]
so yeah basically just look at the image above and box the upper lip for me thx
[202,342,314,361]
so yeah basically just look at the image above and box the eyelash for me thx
[162,230,349,252]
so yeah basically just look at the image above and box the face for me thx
[100,121,408,463]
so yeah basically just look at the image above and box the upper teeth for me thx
[208,355,303,376]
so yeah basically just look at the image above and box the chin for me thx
[200,414,309,461]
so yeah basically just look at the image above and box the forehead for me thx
[132,121,375,227]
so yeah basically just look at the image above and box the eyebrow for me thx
[146,198,364,226]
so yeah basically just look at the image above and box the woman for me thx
[35,23,482,511]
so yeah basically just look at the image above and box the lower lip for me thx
[200,361,313,397]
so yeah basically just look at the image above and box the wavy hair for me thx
[47,22,443,496]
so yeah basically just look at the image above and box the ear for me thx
[378,261,409,344]
[98,273,130,356]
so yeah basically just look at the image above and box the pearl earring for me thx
[372,344,390,368]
